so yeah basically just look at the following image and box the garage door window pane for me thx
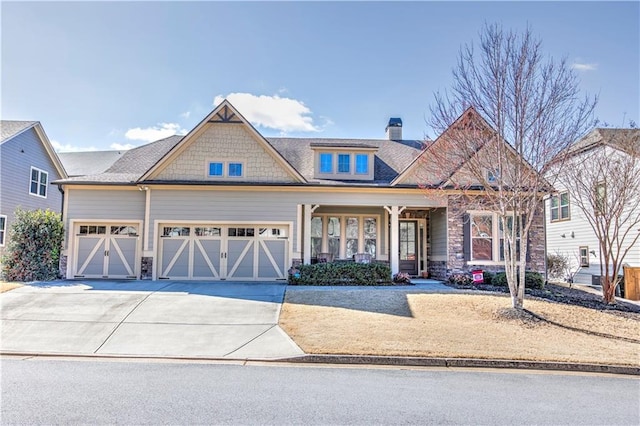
[163,227,190,237]
[195,227,221,236]
[111,226,138,235]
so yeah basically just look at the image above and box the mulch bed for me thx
[444,282,640,317]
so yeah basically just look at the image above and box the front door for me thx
[399,221,418,276]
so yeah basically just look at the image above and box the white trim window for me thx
[30,167,48,198]
[471,214,493,261]
[467,212,524,265]
[579,246,589,267]
[312,147,375,181]
[550,191,570,222]
[312,214,379,260]
[207,161,244,179]
[0,215,6,246]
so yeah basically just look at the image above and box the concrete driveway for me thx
[0,280,303,360]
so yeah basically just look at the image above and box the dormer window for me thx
[311,143,377,181]
[355,154,368,174]
[319,153,333,173]
[337,154,351,173]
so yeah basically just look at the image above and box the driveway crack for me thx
[93,283,173,354]
[223,324,277,357]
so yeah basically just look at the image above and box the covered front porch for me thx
[298,204,448,278]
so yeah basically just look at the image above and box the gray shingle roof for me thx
[56,135,184,184]
[268,137,424,184]
[56,134,426,186]
[1,120,37,143]
[58,150,126,177]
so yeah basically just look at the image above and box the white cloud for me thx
[213,93,321,133]
[180,111,191,119]
[125,122,187,142]
[110,142,137,150]
[571,62,598,71]
[51,140,98,153]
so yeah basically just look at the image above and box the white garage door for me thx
[73,224,139,279]
[158,225,289,280]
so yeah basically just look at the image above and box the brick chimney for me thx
[386,117,402,140]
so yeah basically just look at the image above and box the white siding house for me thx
[546,128,640,284]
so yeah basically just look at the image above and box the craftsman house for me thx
[0,121,67,257]
[55,100,545,281]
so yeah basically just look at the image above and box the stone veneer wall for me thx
[59,255,68,279]
[141,257,153,280]
[428,260,447,280]
[446,196,546,277]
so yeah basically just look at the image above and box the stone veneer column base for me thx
[59,255,68,279]
[141,257,153,280]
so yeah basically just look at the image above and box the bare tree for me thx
[556,128,640,303]
[422,24,595,309]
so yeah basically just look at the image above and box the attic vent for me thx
[386,117,402,141]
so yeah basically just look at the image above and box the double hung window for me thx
[30,167,48,197]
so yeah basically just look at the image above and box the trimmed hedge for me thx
[493,271,545,289]
[288,262,392,286]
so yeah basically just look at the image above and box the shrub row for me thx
[288,262,392,286]
[448,270,544,289]
[492,271,545,289]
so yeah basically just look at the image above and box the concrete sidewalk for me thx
[0,280,304,360]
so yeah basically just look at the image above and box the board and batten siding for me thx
[146,187,446,252]
[64,188,145,245]
[429,208,448,260]
[0,128,64,250]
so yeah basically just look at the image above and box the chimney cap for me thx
[386,117,403,129]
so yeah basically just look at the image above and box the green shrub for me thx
[493,271,545,289]
[482,271,494,285]
[288,262,392,285]
[1,209,64,282]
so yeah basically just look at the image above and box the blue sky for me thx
[2,1,638,151]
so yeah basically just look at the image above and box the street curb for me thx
[277,354,640,376]
[3,351,638,376]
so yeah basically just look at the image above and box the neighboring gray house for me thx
[0,121,67,255]
[55,100,546,281]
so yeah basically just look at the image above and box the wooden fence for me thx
[623,266,640,301]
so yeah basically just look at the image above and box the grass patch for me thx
[0,281,23,293]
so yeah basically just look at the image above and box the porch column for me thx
[303,204,312,264]
[386,206,400,275]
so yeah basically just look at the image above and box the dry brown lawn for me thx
[0,281,23,293]
[279,290,640,366]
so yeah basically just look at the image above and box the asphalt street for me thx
[2,357,638,425]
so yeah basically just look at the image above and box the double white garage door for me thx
[73,223,289,280]
[158,224,289,280]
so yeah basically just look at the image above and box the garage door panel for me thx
[77,237,106,276]
[193,239,221,279]
[227,240,254,279]
[108,237,136,277]
[258,240,286,279]
[161,239,190,278]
